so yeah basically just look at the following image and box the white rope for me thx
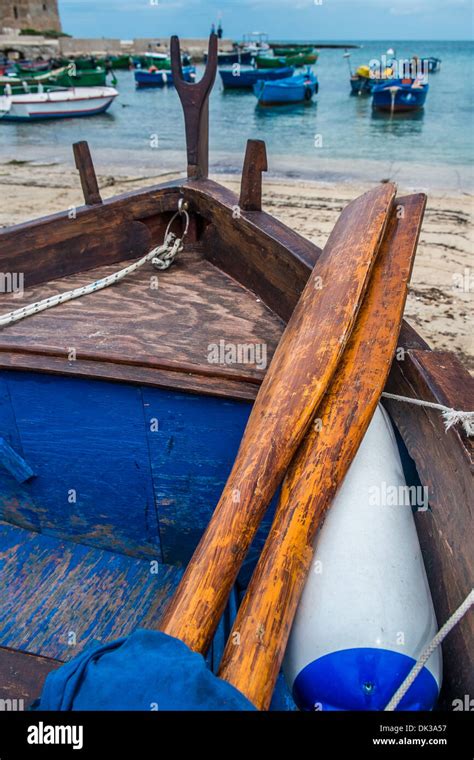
[385,590,474,711]
[382,392,474,436]
[0,205,189,330]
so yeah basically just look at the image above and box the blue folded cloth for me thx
[32,629,256,711]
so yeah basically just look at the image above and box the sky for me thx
[59,0,474,41]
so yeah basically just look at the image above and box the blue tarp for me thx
[32,629,256,711]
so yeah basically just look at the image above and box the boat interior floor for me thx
[0,247,285,401]
[0,520,182,663]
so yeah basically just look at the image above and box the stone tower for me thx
[0,0,62,33]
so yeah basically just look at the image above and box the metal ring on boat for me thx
[165,202,190,241]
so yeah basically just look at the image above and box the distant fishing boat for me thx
[0,86,118,121]
[372,78,429,113]
[219,65,294,89]
[133,52,192,70]
[349,65,375,95]
[204,50,252,65]
[427,57,442,73]
[134,66,196,88]
[255,55,286,69]
[253,70,318,106]
[272,46,315,57]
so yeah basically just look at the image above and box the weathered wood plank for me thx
[0,646,61,708]
[0,373,162,559]
[73,141,103,206]
[239,140,268,212]
[0,248,284,389]
[0,521,182,661]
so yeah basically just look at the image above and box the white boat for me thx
[0,86,118,121]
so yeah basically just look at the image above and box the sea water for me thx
[1,40,472,191]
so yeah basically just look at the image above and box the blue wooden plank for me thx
[0,520,181,661]
[0,370,277,571]
[142,387,277,567]
[0,437,35,483]
[0,371,161,560]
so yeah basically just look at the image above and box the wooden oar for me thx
[217,193,426,709]
[159,183,395,653]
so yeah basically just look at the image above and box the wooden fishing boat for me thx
[0,86,118,121]
[255,55,286,69]
[372,78,429,113]
[134,66,196,88]
[427,57,442,73]
[0,34,472,712]
[0,66,114,95]
[219,64,294,89]
[254,70,318,106]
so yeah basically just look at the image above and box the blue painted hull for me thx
[206,51,252,65]
[372,80,429,112]
[134,66,196,87]
[219,65,294,89]
[254,73,318,105]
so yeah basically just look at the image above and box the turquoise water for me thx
[1,41,473,189]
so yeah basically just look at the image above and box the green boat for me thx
[52,67,114,87]
[255,55,286,69]
[285,52,318,67]
[0,66,115,95]
[272,46,315,56]
[106,54,131,70]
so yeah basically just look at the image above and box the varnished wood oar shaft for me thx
[159,184,396,653]
[217,194,427,709]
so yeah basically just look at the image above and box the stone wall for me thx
[0,0,62,33]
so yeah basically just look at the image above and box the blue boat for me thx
[427,56,442,73]
[253,70,318,106]
[372,79,429,112]
[350,74,375,95]
[134,65,196,87]
[219,65,294,89]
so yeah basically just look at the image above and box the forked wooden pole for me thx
[73,141,102,206]
[217,193,427,709]
[170,34,218,179]
[159,183,396,653]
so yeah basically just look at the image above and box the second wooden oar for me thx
[159,184,395,653]
[217,193,426,709]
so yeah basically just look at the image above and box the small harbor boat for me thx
[134,65,196,87]
[349,64,375,95]
[204,49,252,65]
[133,52,192,70]
[427,56,442,73]
[0,85,118,121]
[219,64,294,89]
[372,78,429,113]
[0,34,471,714]
[255,55,286,69]
[253,69,318,105]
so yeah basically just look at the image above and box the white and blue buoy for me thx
[283,405,442,711]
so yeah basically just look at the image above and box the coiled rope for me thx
[0,203,189,329]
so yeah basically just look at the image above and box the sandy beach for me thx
[0,159,472,369]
